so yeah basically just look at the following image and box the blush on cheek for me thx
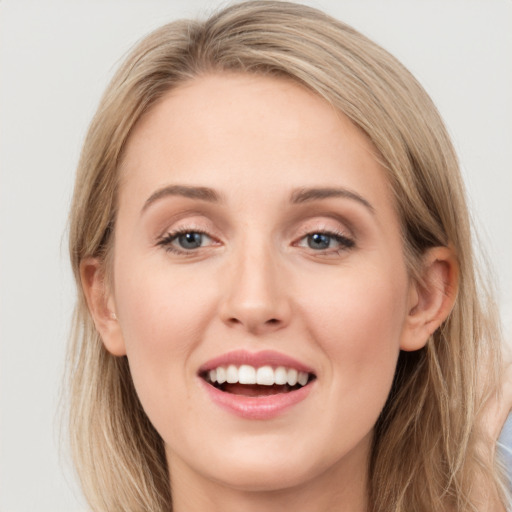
[303,276,405,410]
[118,266,208,347]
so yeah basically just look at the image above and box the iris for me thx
[307,233,332,250]
[178,232,203,249]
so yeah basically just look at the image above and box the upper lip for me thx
[198,349,315,375]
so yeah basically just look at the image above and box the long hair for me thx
[67,2,505,510]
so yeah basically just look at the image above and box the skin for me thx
[83,73,458,512]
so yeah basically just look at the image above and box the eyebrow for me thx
[290,187,375,213]
[141,184,374,214]
[142,185,221,213]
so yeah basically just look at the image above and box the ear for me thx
[400,246,459,352]
[80,258,126,356]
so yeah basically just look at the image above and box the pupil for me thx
[179,232,202,249]
[308,233,330,249]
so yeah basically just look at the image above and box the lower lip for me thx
[199,379,314,420]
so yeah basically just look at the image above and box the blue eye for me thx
[177,232,204,249]
[307,233,333,250]
[298,231,355,252]
[157,230,214,254]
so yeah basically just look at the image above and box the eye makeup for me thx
[156,227,220,255]
[295,229,355,253]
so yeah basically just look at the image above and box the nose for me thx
[219,241,291,335]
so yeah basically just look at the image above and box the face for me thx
[107,74,418,494]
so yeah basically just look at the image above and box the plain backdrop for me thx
[1,1,511,510]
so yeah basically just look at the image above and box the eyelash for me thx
[156,228,355,256]
[294,229,355,255]
[156,227,217,255]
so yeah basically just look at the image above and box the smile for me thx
[198,350,317,419]
[203,364,312,396]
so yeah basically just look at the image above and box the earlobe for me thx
[400,247,459,352]
[80,258,126,356]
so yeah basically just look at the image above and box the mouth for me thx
[200,364,316,397]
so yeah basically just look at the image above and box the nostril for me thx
[222,311,287,333]
[227,317,279,326]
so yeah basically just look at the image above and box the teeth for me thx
[274,366,288,385]
[216,366,226,384]
[256,366,274,385]
[226,364,238,383]
[206,364,311,387]
[287,368,298,386]
[239,365,256,384]
[297,371,308,386]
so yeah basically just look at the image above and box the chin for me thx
[205,457,321,492]
[178,429,370,494]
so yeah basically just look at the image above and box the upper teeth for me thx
[208,365,310,387]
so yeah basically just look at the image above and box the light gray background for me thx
[1,1,511,511]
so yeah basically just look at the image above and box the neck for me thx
[168,437,370,512]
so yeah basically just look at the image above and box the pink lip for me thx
[198,350,316,420]
[199,377,315,420]
[198,349,315,374]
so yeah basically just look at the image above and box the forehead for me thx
[119,73,394,219]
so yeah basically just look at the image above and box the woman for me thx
[67,1,508,510]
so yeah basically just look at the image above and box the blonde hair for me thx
[67,2,505,510]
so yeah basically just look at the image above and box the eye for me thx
[296,231,355,252]
[157,229,217,254]
[307,233,334,250]
[176,232,207,250]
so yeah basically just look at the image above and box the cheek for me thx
[298,266,408,408]
[112,259,218,419]
[115,254,219,348]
